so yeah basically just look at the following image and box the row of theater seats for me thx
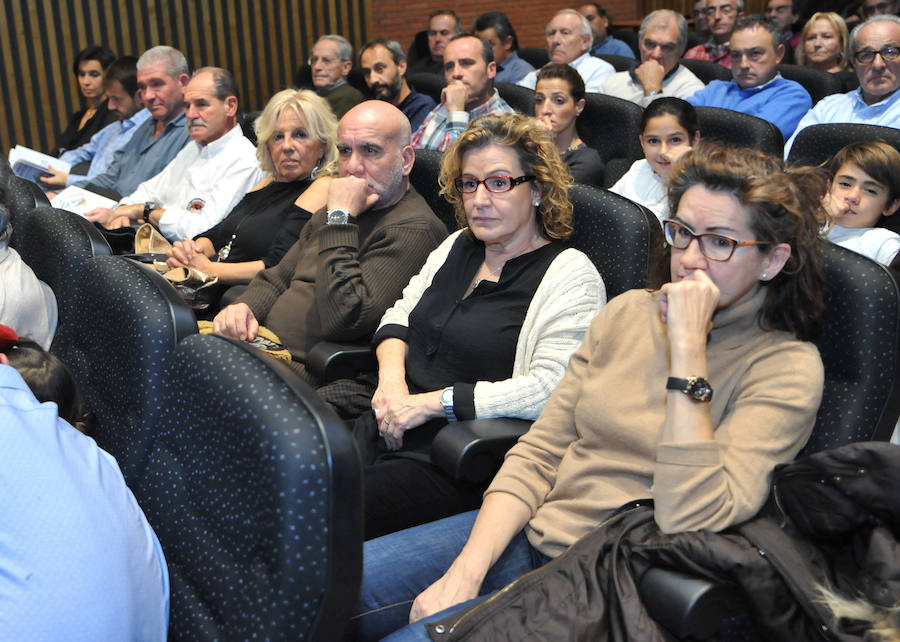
[6,187,362,638]
[7,125,900,636]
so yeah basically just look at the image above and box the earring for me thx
[760,272,768,280]
[533,200,541,207]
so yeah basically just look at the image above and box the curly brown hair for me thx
[438,113,574,241]
[667,142,827,341]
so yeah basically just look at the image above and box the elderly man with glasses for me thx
[784,15,900,157]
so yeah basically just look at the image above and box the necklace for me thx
[465,234,545,297]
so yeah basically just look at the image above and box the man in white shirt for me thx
[517,9,615,92]
[86,67,263,241]
[784,15,900,156]
[598,10,705,106]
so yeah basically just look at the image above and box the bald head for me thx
[336,100,415,210]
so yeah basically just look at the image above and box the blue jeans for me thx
[350,510,549,641]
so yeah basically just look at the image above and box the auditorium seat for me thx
[679,58,732,84]
[495,81,536,115]
[777,63,843,106]
[137,333,362,640]
[54,255,196,485]
[696,106,784,156]
[578,93,644,186]
[12,206,111,350]
[595,53,638,72]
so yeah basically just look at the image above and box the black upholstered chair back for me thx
[12,206,111,349]
[410,148,459,233]
[568,184,664,297]
[54,255,196,485]
[786,123,900,235]
[595,53,638,72]
[777,64,842,105]
[407,72,447,104]
[696,106,784,156]
[239,110,261,146]
[801,243,900,455]
[7,176,50,246]
[518,47,550,69]
[578,93,644,187]
[678,58,732,84]
[137,333,362,641]
[495,82,536,115]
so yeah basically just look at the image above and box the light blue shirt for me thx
[0,365,169,640]
[687,73,812,140]
[784,87,900,157]
[495,51,536,84]
[60,108,152,186]
[591,35,635,59]
[518,52,615,92]
[89,111,189,197]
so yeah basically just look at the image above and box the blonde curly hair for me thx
[438,113,574,241]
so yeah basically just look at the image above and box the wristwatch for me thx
[666,376,713,402]
[326,208,351,225]
[440,386,457,422]
[143,201,159,223]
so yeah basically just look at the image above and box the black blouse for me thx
[375,233,566,452]
[198,177,313,268]
[563,143,605,187]
[54,99,118,156]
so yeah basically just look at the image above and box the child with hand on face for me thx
[822,141,900,267]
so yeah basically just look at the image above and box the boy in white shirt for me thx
[823,141,900,267]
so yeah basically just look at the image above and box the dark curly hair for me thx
[667,142,826,341]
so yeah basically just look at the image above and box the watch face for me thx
[687,378,713,402]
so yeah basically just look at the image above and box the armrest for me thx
[307,340,375,382]
[431,418,531,484]
[638,567,746,639]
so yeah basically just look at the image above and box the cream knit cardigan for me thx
[377,230,606,420]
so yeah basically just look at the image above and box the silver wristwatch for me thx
[440,386,457,422]
[326,208,351,225]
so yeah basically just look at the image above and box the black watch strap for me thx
[666,376,713,402]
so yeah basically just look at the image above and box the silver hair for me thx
[548,9,594,49]
[316,34,354,62]
[136,45,189,78]
[850,14,900,61]
[639,10,688,55]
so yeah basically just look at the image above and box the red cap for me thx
[0,325,18,352]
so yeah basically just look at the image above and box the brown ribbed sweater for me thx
[239,187,447,378]
[487,286,824,559]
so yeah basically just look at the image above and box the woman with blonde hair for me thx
[797,12,858,92]
[165,88,337,287]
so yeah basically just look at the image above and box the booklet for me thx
[50,185,117,216]
[8,145,71,183]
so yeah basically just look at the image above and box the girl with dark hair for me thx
[54,45,118,156]
[534,63,605,185]
[611,96,700,223]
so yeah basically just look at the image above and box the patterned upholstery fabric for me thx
[578,93,644,187]
[409,148,459,233]
[568,184,664,298]
[495,81,536,115]
[679,58,732,84]
[696,106,784,156]
[7,176,49,246]
[136,333,362,640]
[777,64,843,106]
[786,123,900,235]
[13,206,110,350]
[802,242,900,454]
[54,255,196,485]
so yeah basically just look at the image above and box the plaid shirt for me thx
[411,90,515,151]
[683,39,732,68]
